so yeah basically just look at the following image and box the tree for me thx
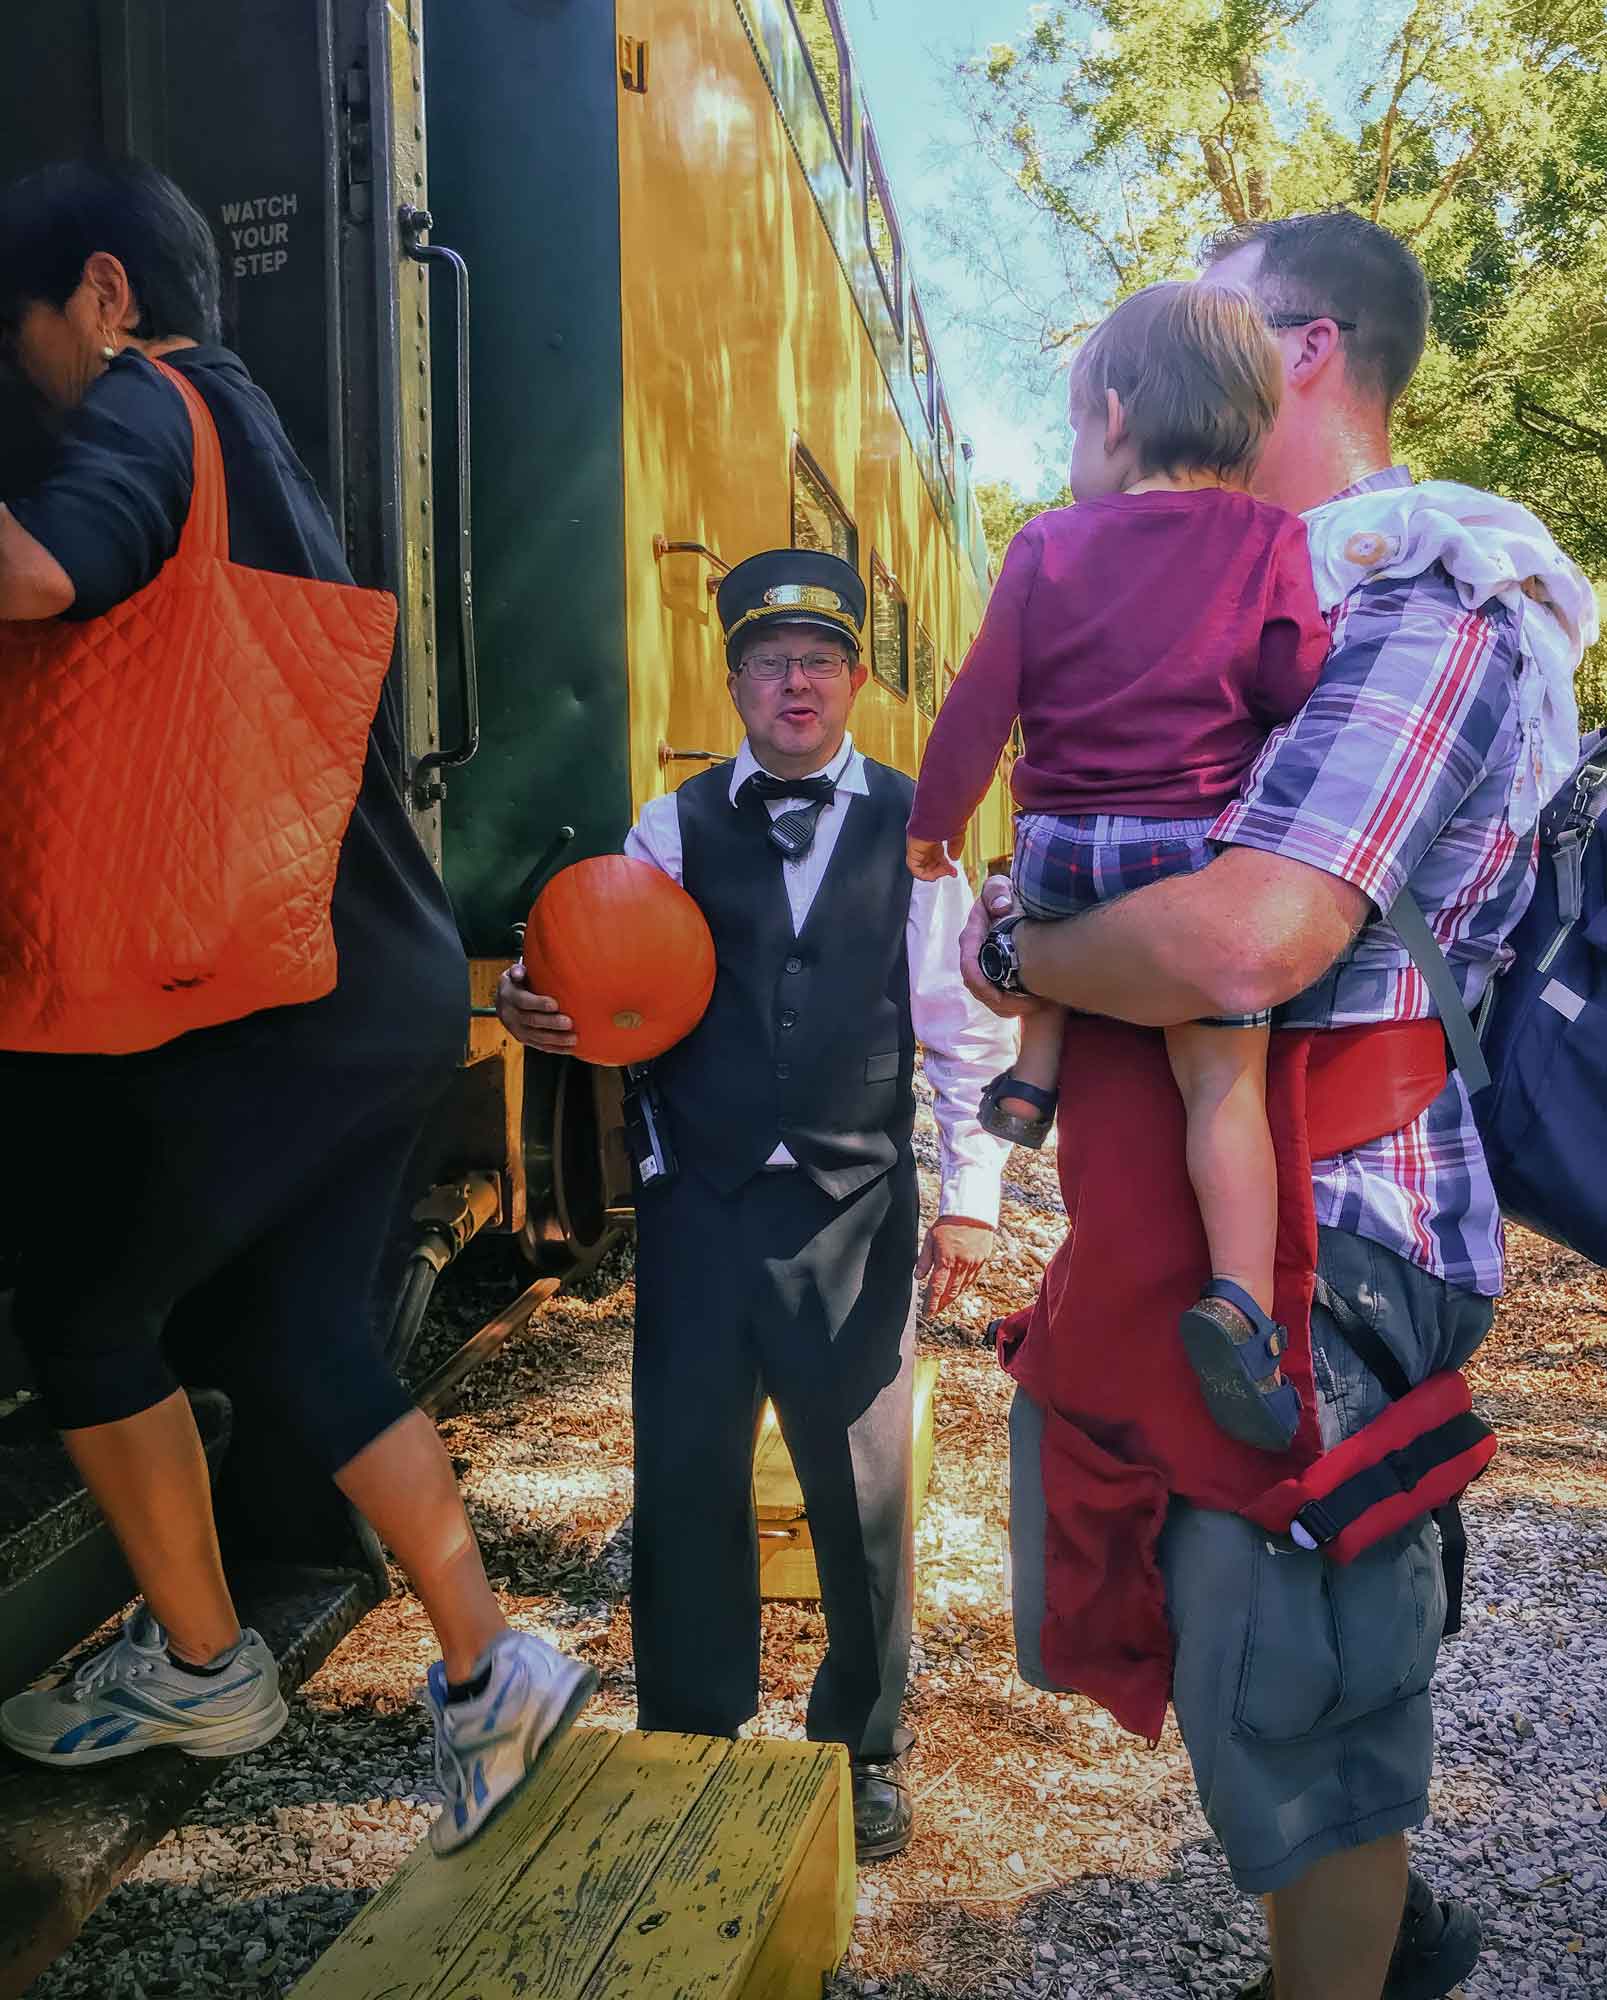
[974,477,1074,566]
[937,0,1607,715]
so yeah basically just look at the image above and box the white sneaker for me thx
[427,1629,597,1855]
[0,1606,287,1766]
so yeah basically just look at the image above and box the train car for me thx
[0,6,1005,1968]
[0,0,1004,1274]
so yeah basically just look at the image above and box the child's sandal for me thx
[978,1071,1058,1148]
[1178,1277,1302,1452]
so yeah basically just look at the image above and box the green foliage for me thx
[942,0,1607,710]
[974,478,1075,565]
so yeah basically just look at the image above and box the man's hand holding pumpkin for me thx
[496,961,578,1053]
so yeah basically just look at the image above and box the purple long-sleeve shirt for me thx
[908,489,1330,838]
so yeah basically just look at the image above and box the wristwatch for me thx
[977,914,1029,995]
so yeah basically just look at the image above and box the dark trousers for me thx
[630,1155,918,1760]
[4,1041,454,1473]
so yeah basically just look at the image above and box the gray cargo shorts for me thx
[1010,1224,1493,1894]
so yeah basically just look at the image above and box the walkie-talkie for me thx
[622,1063,678,1187]
[767,799,830,861]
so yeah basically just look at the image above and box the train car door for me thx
[0,0,446,858]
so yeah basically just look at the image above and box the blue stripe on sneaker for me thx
[480,1664,520,1732]
[472,1760,489,1808]
[53,1713,144,1754]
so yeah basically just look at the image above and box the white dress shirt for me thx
[625,733,1016,1224]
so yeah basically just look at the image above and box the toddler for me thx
[908,282,1330,1451]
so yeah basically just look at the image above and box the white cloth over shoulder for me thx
[1303,480,1600,834]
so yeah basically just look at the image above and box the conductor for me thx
[498,549,1013,1860]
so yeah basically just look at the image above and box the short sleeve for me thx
[7,355,193,620]
[1252,516,1330,725]
[1214,566,1519,913]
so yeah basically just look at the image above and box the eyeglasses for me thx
[1263,312,1358,331]
[739,651,850,681]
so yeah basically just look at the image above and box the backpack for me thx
[1393,734,1607,1267]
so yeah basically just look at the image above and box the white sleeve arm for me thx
[906,869,1016,1226]
[623,794,684,884]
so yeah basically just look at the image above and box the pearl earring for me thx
[100,331,118,359]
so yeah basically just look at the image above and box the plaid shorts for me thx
[1011,811,1271,1029]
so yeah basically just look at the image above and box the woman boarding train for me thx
[0,158,590,1854]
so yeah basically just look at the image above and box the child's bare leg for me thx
[998,1004,1068,1123]
[1167,1022,1298,1451]
[1165,1022,1276,1312]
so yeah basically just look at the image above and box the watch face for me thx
[979,930,1014,988]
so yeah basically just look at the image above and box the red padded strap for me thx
[1243,1370,1497,1560]
[151,357,229,562]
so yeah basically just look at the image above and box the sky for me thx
[831,0,1389,496]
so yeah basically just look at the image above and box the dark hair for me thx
[1202,212,1429,412]
[1067,281,1282,482]
[0,158,221,343]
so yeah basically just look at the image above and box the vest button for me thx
[778,1009,798,1030]
[784,956,804,974]
[775,1062,790,1078]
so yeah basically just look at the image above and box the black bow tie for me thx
[742,772,837,804]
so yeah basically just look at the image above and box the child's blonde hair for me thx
[1068,281,1282,482]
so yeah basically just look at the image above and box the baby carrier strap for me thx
[1260,1271,1495,1634]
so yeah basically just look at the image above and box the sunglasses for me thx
[1264,312,1358,331]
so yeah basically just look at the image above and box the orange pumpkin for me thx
[523,855,717,1066]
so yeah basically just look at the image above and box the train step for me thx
[0,1387,233,1702]
[289,1728,854,2000]
[0,1556,384,2000]
[756,1353,940,1601]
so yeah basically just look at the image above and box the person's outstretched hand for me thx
[906,834,962,881]
[916,1217,995,1318]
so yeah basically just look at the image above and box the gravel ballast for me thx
[21,1087,1607,1999]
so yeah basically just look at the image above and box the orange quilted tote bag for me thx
[0,359,398,1054]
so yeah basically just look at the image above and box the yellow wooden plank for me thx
[755,1522,821,1602]
[435,1734,733,1999]
[579,1736,848,2000]
[911,1353,939,1529]
[751,1403,805,1519]
[734,1744,856,2000]
[288,1729,619,2000]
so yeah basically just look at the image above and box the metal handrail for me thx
[401,205,480,805]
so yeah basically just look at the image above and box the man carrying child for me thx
[953,213,1596,2000]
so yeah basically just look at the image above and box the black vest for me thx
[654,755,918,1199]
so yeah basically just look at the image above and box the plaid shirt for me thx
[1213,466,1532,1296]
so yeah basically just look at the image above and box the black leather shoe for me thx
[1233,1869,1480,1999]
[852,1756,912,1862]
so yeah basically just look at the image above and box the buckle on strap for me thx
[1292,1499,1339,1548]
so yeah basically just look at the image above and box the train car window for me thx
[908,298,934,429]
[788,0,852,173]
[870,553,909,699]
[937,396,956,494]
[915,623,937,719]
[792,440,859,567]
[863,127,903,332]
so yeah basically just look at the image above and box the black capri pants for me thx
[4,1031,455,1474]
